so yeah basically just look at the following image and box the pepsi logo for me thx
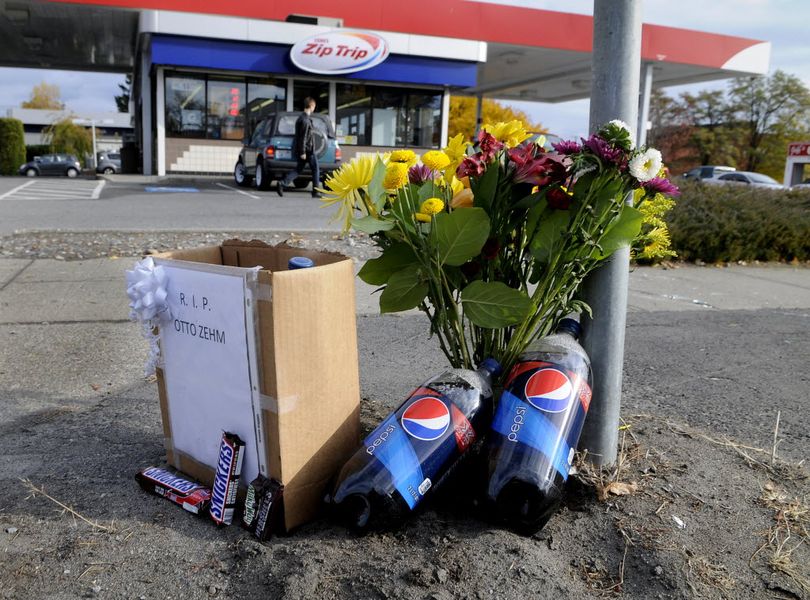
[401,397,450,441]
[524,368,574,412]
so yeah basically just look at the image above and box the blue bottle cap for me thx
[288,256,315,270]
[557,318,582,339]
[479,357,502,377]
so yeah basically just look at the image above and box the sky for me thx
[0,0,808,139]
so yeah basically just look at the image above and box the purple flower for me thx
[408,164,436,185]
[551,140,582,155]
[582,135,627,166]
[642,177,680,197]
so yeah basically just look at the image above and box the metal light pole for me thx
[578,0,643,467]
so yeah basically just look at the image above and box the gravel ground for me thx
[0,230,380,262]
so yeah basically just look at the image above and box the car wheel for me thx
[293,177,309,189]
[25,168,37,177]
[103,167,115,175]
[66,167,79,178]
[255,160,271,191]
[234,161,252,187]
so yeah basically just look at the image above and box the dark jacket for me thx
[293,112,315,157]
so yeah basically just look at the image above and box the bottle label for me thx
[491,362,591,480]
[363,386,477,510]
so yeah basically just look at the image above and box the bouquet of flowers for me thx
[321,119,679,373]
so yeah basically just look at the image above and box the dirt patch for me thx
[1,392,806,600]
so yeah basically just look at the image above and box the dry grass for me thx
[683,549,736,598]
[21,478,117,533]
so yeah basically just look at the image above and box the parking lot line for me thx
[91,180,106,199]
[215,182,260,200]
[0,180,36,200]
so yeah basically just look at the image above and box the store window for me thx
[247,78,286,138]
[336,84,371,145]
[207,79,245,140]
[165,74,206,137]
[293,81,330,114]
[372,88,406,147]
[406,92,442,148]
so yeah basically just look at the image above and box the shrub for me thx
[26,144,51,162]
[0,118,26,176]
[45,119,92,166]
[666,181,810,263]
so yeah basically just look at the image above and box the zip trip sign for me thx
[290,31,389,75]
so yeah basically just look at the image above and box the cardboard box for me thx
[154,240,360,531]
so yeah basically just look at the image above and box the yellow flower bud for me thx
[383,162,409,190]
[421,150,451,171]
[415,213,432,223]
[450,188,474,209]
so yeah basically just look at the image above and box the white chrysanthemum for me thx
[607,119,632,132]
[628,148,662,182]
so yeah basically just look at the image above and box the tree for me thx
[448,97,545,141]
[0,118,26,175]
[679,90,736,167]
[115,74,132,113]
[45,119,92,165]
[21,82,65,110]
[647,89,695,174]
[726,70,810,173]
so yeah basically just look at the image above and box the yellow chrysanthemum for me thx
[420,197,445,216]
[389,149,418,166]
[383,162,409,190]
[450,188,474,209]
[482,120,532,148]
[421,150,451,172]
[415,213,432,223]
[636,226,676,260]
[320,155,377,232]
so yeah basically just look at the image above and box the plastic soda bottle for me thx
[327,358,502,530]
[483,318,592,534]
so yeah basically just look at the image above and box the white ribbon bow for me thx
[126,257,172,375]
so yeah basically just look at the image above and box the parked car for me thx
[791,179,810,190]
[704,171,785,189]
[681,165,736,180]
[19,154,82,178]
[96,151,121,174]
[233,112,341,191]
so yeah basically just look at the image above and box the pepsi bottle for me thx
[327,358,501,531]
[483,318,592,535]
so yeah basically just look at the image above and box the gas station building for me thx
[0,0,771,176]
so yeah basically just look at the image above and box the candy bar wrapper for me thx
[135,466,212,516]
[209,432,245,526]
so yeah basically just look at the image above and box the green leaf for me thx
[434,207,490,266]
[351,215,395,234]
[357,243,417,285]
[594,205,643,259]
[470,161,499,211]
[368,158,388,211]
[461,281,531,328]
[418,180,440,203]
[379,265,428,313]
[530,209,571,263]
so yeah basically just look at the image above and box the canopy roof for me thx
[0,0,770,99]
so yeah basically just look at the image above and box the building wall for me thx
[166,138,242,173]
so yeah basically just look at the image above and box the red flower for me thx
[456,154,486,178]
[477,130,504,161]
[547,186,572,210]
[507,144,566,186]
[481,238,501,260]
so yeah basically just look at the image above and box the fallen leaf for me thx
[605,481,638,497]
[90,384,101,391]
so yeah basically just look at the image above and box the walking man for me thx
[277,97,321,197]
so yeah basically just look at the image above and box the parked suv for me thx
[234,112,341,191]
[96,151,121,175]
[19,154,82,177]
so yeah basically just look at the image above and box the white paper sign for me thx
[157,261,262,485]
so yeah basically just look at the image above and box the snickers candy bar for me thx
[253,478,284,541]
[209,432,245,526]
[135,466,212,516]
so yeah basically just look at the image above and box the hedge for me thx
[0,118,26,176]
[26,144,51,162]
[666,181,810,263]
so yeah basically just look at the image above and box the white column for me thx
[637,62,654,147]
[328,81,337,123]
[155,67,166,176]
[140,48,153,175]
[286,79,294,111]
[440,86,450,148]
